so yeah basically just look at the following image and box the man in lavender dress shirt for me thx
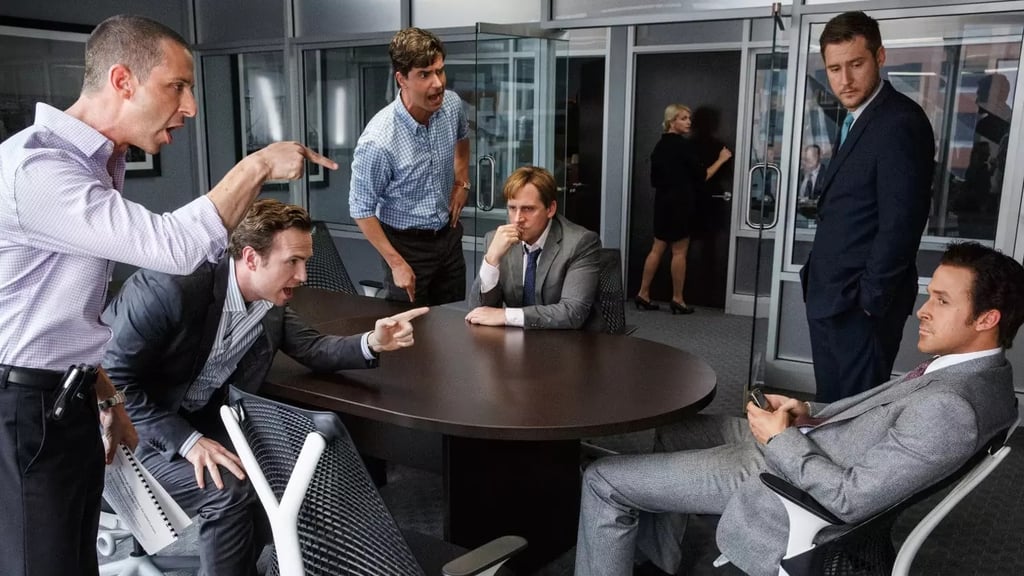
[0,15,335,576]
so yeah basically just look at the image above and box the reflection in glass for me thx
[794,14,1022,265]
[748,53,786,229]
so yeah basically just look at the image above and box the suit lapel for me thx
[188,258,231,381]
[535,217,563,304]
[817,81,894,204]
[507,242,524,305]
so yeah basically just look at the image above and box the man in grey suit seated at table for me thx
[465,165,601,329]
[574,241,1024,576]
[101,199,427,575]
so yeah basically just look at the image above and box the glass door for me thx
[446,24,568,274]
[742,11,788,399]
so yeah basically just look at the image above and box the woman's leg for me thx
[638,239,667,301]
[669,238,690,305]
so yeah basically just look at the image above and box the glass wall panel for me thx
[790,13,1024,268]
[202,51,291,203]
[552,0,791,22]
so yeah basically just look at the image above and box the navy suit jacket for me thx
[102,259,375,461]
[802,81,935,320]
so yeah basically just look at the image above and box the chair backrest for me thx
[778,424,1015,576]
[592,248,626,335]
[223,388,424,576]
[306,221,358,295]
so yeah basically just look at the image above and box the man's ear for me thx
[395,70,407,89]
[110,64,133,99]
[241,246,260,271]
[974,308,1001,332]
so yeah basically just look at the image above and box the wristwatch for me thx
[455,179,471,191]
[97,390,126,411]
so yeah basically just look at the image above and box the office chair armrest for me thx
[442,535,527,576]
[760,473,843,525]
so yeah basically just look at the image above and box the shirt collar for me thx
[34,103,118,165]
[393,89,443,133]
[523,218,553,253]
[925,347,1002,375]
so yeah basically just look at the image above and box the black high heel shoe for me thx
[669,301,695,315]
[634,296,660,311]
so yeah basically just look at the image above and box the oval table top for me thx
[263,288,717,441]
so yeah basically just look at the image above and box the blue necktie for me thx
[523,247,541,306]
[839,113,855,148]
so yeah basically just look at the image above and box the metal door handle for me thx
[477,155,495,211]
[711,191,732,201]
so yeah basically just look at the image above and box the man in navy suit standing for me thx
[801,11,935,402]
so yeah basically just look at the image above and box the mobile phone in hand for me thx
[749,387,771,411]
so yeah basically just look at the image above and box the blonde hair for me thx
[662,104,691,133]
[503,165,557,207]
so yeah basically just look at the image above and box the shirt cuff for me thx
[505,308,524,327]
[479,259,500,293]
[179,431,204,458]
[360,331,378,360]
[182,196,229,262]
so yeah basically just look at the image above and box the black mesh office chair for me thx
[305,221,359,295]
[592,248,630,335]
[738,421,1017,576]
[220,388,525,576]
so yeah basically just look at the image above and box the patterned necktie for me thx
[839,113,855,148]
[523,247,541,306]
[903,359,933,381]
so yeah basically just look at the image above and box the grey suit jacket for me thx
[468,214,601,329]
[102,259,375,462]
[717,353,1016,576]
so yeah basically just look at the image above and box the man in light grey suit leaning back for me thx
[574,241,1024,576]
[466,165,601,330]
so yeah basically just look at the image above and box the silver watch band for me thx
[97,390,126,410]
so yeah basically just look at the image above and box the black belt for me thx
[0,364,71,390]
[382,222,450,238]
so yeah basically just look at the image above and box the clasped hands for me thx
[746,393,811,445]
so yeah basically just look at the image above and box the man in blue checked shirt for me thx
[350,27,471,305]
[0,15,334,576]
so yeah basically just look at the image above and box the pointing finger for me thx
[391,307,430,322]
[301,146,338,170]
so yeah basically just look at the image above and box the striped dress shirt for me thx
[0,103,227,370]
[349,90,468,230]
[179,262,272,455]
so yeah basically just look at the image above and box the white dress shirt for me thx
[477,219,553,327]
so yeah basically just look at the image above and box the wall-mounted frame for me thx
[125,145,161,178]
[0,17,91,144]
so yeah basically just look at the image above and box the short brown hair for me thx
[82,14,189,94]
[228,199,312,259]
[504,166,557,208]
[820,11,882,57]
[389,27,446,77]
[940,242,1024,349]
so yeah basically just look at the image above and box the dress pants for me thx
[574,415,764,576]
[381,220,466,305]
[136,406,264,576]
[808,299,912,403]
[0,382,103,576]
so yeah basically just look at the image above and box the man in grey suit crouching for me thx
[465,165,601,330]
[574,241,1024,576]
[102,199,427,575]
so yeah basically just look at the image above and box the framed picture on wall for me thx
[125,145,160,178]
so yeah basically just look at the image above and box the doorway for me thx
[627,50,741,308]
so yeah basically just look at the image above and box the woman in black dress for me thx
[635,104,731,314]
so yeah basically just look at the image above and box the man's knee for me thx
[199,474,256,517]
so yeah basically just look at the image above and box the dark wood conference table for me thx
[264,288,717,571]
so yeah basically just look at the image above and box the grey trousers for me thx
[574,415,764,576]
[137,422,263,576]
